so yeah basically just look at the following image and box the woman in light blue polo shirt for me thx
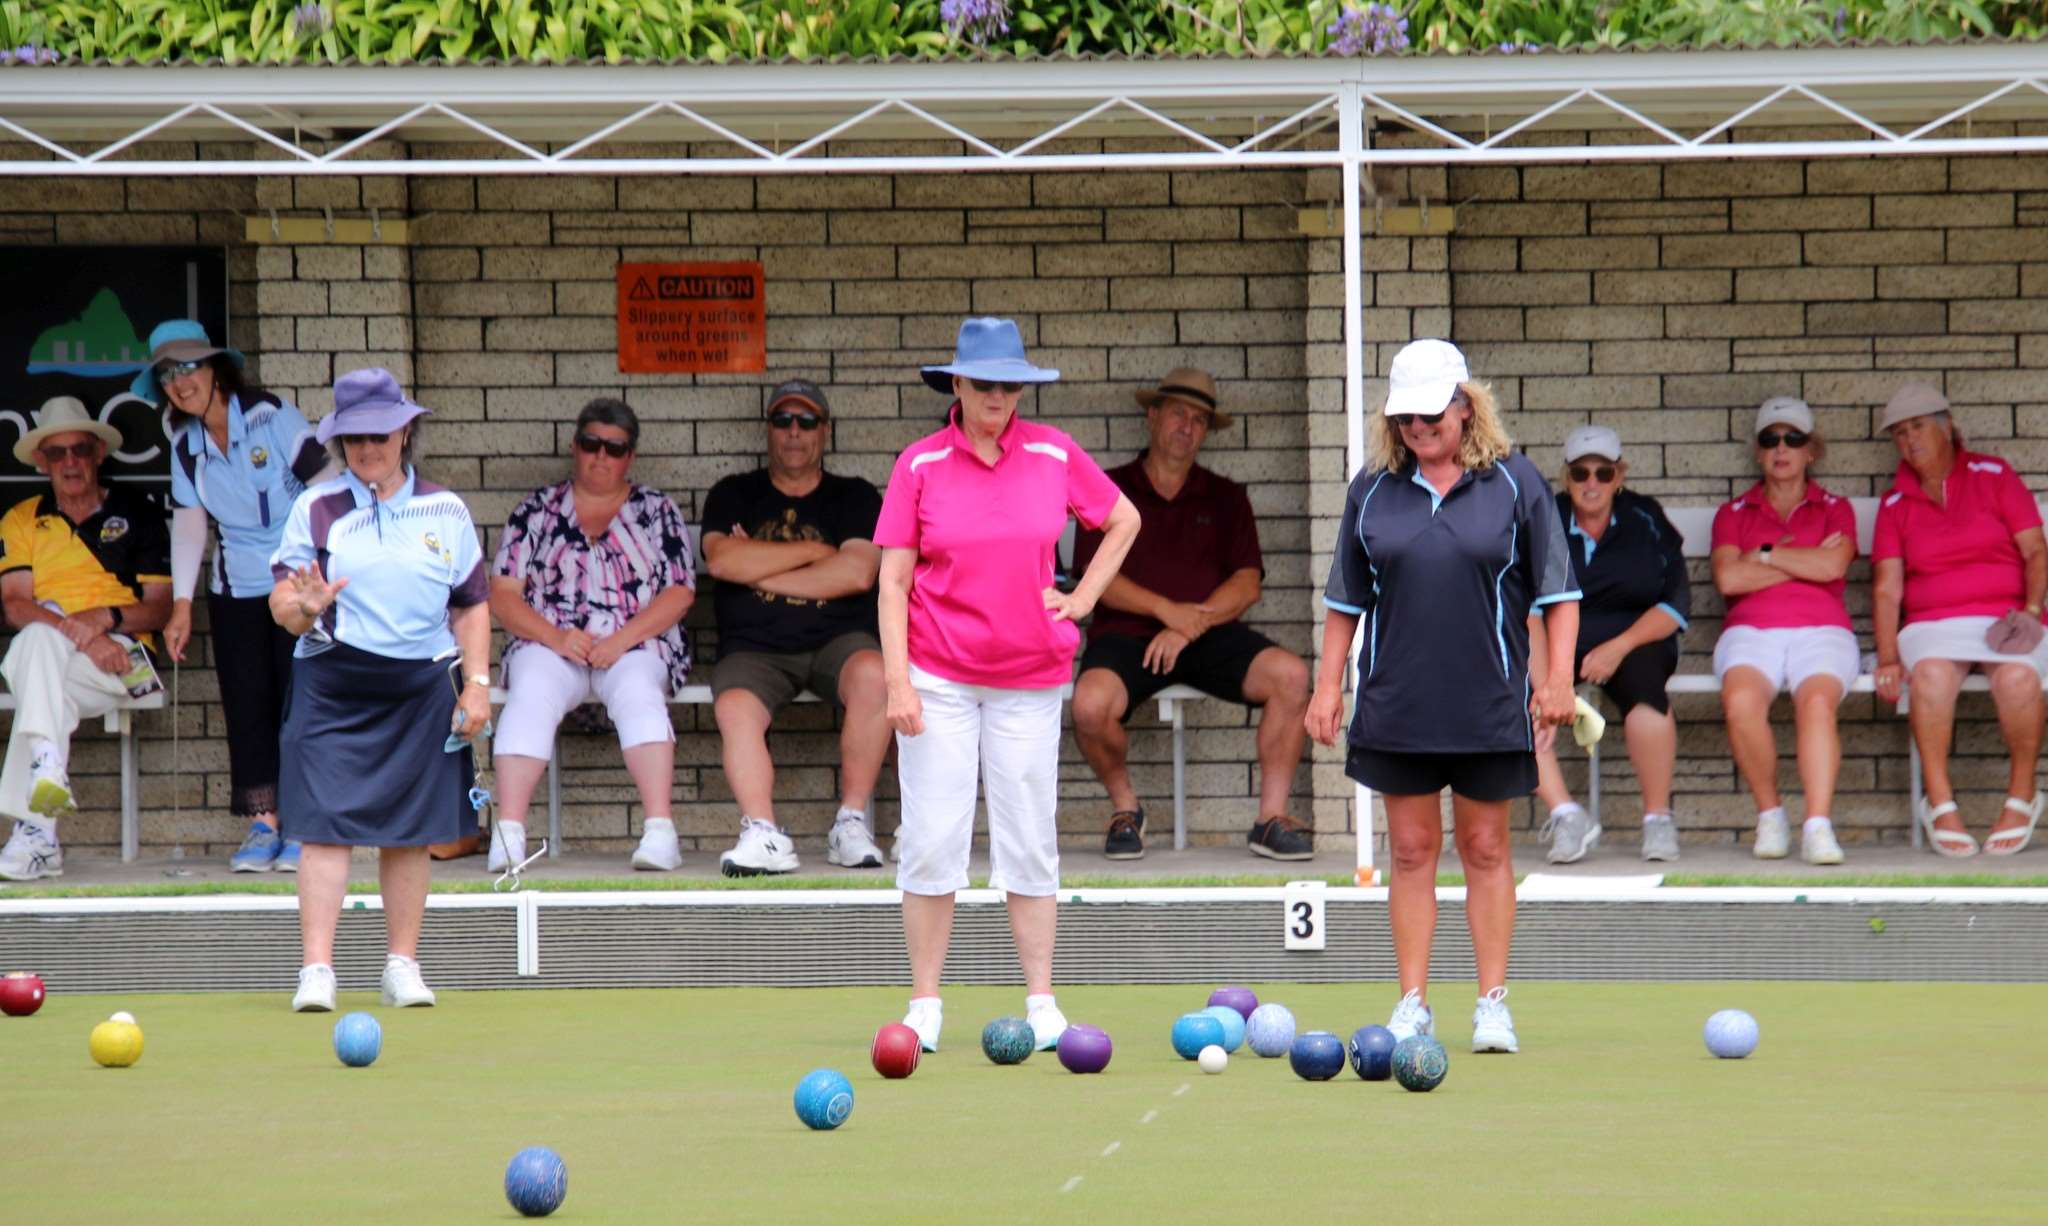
[269,368,491,1014]
[137,320,332,874]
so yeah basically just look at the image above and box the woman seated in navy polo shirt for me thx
[1532,424,1690,866]
[1307,339,1580,1058]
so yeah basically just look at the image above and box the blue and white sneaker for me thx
[1387,988,1435,1042]
[229,821,283,872]
[274,840,302,873]
[0,818,61,881]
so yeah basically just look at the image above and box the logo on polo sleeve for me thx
[99,518,129,544]
[250,446,270,468]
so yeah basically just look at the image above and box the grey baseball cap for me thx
[767,378,831,419]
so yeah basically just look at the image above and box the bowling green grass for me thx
[5,982,2045,1225]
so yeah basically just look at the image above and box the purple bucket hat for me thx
[316,368,431,443]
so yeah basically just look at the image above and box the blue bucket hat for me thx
[920,318,1059,394]
[316,367,431,443]
[130,319,244,406]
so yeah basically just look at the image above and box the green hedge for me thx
[0,0,2038,65]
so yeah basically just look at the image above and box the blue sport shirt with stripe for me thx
[1323,450,1580,754]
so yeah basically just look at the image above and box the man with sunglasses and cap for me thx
[0,397,171,880]
[1071,367,1313,861]
[701,379,887,875]
[490,397,696,874]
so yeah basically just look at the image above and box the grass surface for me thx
[6,982,2046,1224]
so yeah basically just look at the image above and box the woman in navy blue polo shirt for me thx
[138,320,333,874]
[1307,339,1579,1057]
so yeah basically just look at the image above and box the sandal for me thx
[1916,798,1978,858]
[1984,793,2044,857]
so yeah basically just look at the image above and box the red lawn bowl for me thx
[870,1023,922,1079]
[0,972,45,1017]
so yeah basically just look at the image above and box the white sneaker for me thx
[487,819,527,873]
[27,745,75,819]
[0,819,61,881]
[1472,986,1519,1053]
[1388,988,1435,1042]
[827,813,885,868]
[719,817,799,877]
[630,818,682,872]
[1542,803,1600,864]
[380,954,436,1007]
[1026,998,1068,1051]
[903,997,942,1052]
[292,964,337,1013]
[1802,820,1845,866]
[1641,813,1680,863]
[1753,807,1790,860]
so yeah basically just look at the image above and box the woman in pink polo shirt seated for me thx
[875,318,1140,1055]
[1710,396,1857,866]
[1871,383,2048,857]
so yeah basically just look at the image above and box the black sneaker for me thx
[1247,815,1314,861]
[1103,809,1146,860]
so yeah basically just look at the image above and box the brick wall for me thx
[4,132,2043,859]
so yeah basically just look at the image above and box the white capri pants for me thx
[894,664,1064,897]
[1712,625,1860,694]
[492,644,674,761]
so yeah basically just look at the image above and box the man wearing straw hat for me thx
[0,397,171,880]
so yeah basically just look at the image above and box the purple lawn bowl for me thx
[1207,986,1259,1022]
[1057,1024,1113,1074]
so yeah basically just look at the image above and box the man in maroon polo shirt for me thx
[1071,368,1313,861]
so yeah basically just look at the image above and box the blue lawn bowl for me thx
[1199,1005,1247,1054]
[794,1068,855,1131]
[503,1146,568,1218]
[1348,1025,1397,1081]
[1289,1030,1347,1081]
[1704,1009,1760,1059]
[1392,1035,1450,1092]
[332,1011,381,1069]
[1245,1002,1296,1058]
[1170,1012,1227,1061]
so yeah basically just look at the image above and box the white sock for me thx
[643,816,673,831]
[908,994,941,1013]
[1549,802,1584,820]
[1758,805,1787,825]
[1025,992,1057,1014]
[835,806,867,825]
[1643,811,1670,825]
[1803,816,1834,836]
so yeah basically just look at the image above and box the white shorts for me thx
[492,644,674,761]
[1712,624,1860,695]
[1899,615,2048,679]
[894,664,1064,897]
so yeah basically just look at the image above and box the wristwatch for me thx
[108,606,124,631]
[1759,544,1774,565]
[465,674,490,688]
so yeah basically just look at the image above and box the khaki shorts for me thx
[711,631,881,712]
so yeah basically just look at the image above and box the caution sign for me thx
[617,261,766,374]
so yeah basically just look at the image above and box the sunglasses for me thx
[156,359,207,385]
[767,410,823,432]
[968,379,1026,395]
[340,432,391,446]
[1757,430,1810,450]
[38,441,98,462]
[1390,411,1448,430]
[574,432,632,458]
[1569,463,1618,484]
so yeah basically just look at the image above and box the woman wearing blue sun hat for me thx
[133,319,333,873]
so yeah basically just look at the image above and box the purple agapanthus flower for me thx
[941,0,1010,47]
[1495,41,1540,54]
[1327,3,1410,56]
[292,2,334,38]
[2,43,59,65]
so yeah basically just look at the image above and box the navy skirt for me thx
[278,642,475,848]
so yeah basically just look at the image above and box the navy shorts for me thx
[1345,747,1536,803]
[1078,623,1281,721]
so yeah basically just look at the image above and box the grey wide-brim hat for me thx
[315,367,431,443]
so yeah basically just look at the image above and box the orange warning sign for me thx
[616,261,765,374]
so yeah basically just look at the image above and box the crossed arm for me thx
[1711,531,1854,597]
[703,530,882,603]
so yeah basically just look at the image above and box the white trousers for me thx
[894,664,1064,897]
[491,644,673,762]
[0,624,127,825]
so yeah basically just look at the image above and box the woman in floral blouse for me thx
[489,398,696,871]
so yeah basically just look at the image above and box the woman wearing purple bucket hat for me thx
[268,368,492,1013]
[875,318,1141,1054]
[134,319,335,874]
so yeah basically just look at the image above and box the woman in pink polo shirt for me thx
[875,318,1140,1055]
[1871,383,2047,857]
[1710,396,1857,866]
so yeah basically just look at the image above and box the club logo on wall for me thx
[2,248,228,493]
